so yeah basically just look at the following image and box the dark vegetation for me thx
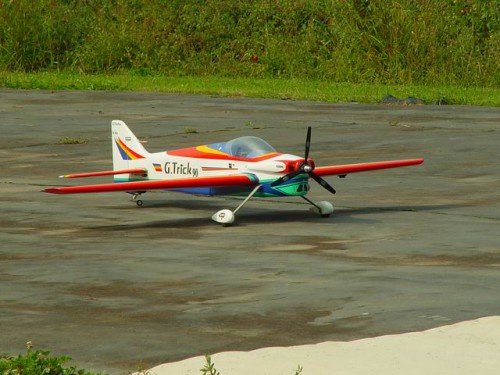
[0,343,103,375]
[0,0,498,86]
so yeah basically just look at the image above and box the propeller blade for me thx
[271,171,299,187]
[304,126,312,161]
[310,172,336,194]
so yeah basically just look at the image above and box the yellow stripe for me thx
[117,138,140,160]
[196,145,229,156]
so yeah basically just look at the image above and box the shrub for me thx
[0,342,103,375]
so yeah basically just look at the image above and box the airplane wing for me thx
[43,174,259,194]
[59,168,147,178]
[314,158,424,177]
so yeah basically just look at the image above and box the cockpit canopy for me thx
[207,136,277,158]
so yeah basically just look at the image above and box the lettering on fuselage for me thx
[164,162,199,177]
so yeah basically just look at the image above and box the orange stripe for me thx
[117,138,144,159]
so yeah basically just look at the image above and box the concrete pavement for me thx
[1,89,499,373]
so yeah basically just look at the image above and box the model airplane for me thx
[43,120,424,225]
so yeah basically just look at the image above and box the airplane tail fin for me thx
[111,120,150,172]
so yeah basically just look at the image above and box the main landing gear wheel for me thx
[212,209,235,226]
[309,200,334,217]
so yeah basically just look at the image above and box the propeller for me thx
[271,126,336,194]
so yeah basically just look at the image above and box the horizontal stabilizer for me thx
[314,158,424,176]
[59,168,147,179]
[43,174,259,194]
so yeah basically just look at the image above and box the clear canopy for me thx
[208,136,276,158]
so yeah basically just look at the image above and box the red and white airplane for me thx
[43,120,424,225]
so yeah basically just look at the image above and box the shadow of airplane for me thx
[88,200,462,231]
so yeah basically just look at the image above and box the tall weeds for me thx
[0,0,498,86]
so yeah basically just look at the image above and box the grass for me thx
[0,347,301,375]
[183,127,199,134]
[0,1,498,87]
[201,355,303,375]
[1,71,499,106]
[201,355,220,375]
[1,1,498,105]
[58,136,89,145]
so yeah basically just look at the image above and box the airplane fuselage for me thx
[115,150,309,197]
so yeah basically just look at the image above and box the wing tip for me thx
[42,188,64,194]
[407,158,425,166]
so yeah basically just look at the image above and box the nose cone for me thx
[299,158,315,173]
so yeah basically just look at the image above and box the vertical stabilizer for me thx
[111,120,150,172]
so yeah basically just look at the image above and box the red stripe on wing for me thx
[61,169,147,178]
[43,174,259,194]
[314,158,424,176]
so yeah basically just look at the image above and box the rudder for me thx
[111,120,150,171]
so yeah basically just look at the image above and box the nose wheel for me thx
[301,196,334,217]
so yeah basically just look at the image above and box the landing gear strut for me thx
[212,184,262,226]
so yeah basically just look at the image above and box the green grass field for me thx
[1,0,498,107]
[1,71,499,106]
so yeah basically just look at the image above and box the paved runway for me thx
[1,90,499,373]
